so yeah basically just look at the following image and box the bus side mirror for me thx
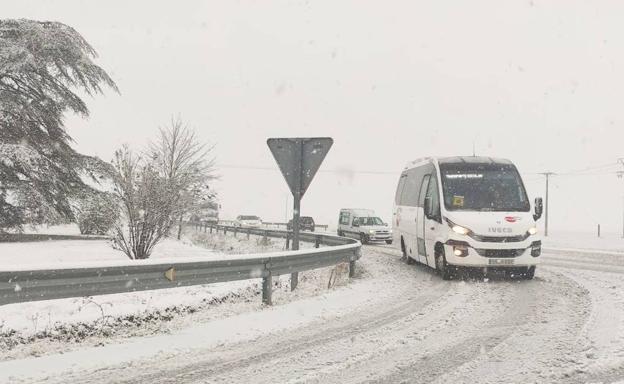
[533,197,543,221]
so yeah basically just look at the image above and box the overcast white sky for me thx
[5,0,624,233]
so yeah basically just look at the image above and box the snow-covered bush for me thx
[75,193,119,235]
[110,147,175,259]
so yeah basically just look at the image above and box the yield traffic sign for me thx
[267,138,333,199]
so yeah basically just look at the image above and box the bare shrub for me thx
[110,146,175,259]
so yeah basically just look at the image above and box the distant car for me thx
[337,208,392,244]
[235,215,262,227]
[287,216,315,232]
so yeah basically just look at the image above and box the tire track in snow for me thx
[38,248,453,384]
[549,268,624,384]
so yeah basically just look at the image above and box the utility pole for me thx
[618,159,624,238]
[539,172,555,237]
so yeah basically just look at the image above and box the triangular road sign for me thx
[267,137,333,198]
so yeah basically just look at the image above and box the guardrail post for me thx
[285,233,290,250]
[263,231,268,244]
[224,227,227,235]
[234,227,238,238]
[315,235,321,249]
[349,260,356,278]
[262,275,272,305]
[247,228,251,240]
[210,225,213,234]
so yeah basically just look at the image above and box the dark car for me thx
[287,216,315,232]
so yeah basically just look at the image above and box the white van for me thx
[393,157,543,280]
[338,208,393,244]
[235,215,262,228]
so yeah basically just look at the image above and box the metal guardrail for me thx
[259,222,330,231]
[0,233,110,243]
[209,220,329,231]
[0,223,360,306]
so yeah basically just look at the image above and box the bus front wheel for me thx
[435,248,453,280]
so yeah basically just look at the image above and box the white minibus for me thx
[392,156,543,280]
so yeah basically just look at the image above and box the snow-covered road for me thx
[3,245,624,383]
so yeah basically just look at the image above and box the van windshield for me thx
[439,164,530,212]
[357,217,384,226]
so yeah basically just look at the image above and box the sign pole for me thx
[290,141,303,290]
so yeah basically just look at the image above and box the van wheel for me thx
[435,248,453,280]
[402,239,414,265]
[337,230,343,236]
[385,240,393,245]
[360,234,368,245]
[524,266,536,280]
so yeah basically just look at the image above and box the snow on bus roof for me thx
[437,156,513,165]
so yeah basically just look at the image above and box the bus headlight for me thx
[369,230,376,234]
[528,227,538,235]
[446,218,473,236]
[452,225,470,235]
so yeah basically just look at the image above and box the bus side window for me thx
[395,173,407,205]
[401,170,420,206]
[425,175,441,221]
[418,174,430,208]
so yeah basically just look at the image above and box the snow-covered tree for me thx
[0,19,118,230]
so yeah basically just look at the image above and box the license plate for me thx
[488,259,514,266]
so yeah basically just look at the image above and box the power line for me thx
[222,162,623,178]
[217,164,399,175]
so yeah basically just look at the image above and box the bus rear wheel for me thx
[402,239,414,265]
[524,266,536,280]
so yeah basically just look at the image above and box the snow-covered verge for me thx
[0,238,220,266]
[186,228,318,255]
[543,230,624,253]
[14,223,82,236]
[0,230,345,361]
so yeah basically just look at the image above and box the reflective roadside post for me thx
[267,137,333,291]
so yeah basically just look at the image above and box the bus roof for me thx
[437,156,513,165]
[404,156,513,170]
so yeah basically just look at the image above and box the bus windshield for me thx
[439,164,530,212]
